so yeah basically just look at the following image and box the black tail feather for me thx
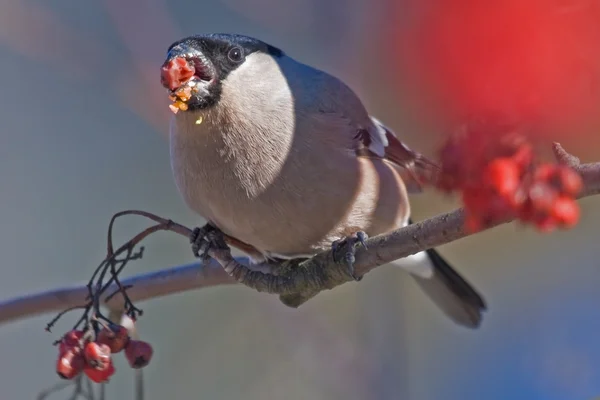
[424,247,487,311]
[407,218,487,328]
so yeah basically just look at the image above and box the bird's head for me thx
[160,33,284,112]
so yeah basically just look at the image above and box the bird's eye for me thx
[227,47,244,63]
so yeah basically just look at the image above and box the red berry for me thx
[534,215,557,233]
[56,349,85,380]
[507,186,527,209]
[551,196,580,228]
[485,158,520,197]
[97,325,130,354]
[528,182,557,214]
[84,342,111,370]
[490,187,518,215]
[84,360,115,383]
[462,187,490,211]
[59,330,84,354]
[511,144,534,169]
[125,340,154,369]
[464,213,482,232]
[557,167,583,196]
[534,163,556,182]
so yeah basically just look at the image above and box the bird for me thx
[160,33,487,328]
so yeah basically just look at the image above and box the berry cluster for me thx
[46,211,170,389]
[56,324,153,383]
[46,212,153,384]
[437,125,582,232]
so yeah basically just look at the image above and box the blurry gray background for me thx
[1,0,600,399]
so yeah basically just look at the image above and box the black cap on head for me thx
[167,33,283,64]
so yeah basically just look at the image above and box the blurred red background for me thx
[390,0,600,152]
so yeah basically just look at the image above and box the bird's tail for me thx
[391,221,487,328]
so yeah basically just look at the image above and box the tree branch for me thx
[0,143,598,326]
[0,260,240,325]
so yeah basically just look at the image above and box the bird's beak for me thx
[160,45,215,92]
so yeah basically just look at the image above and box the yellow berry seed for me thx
[175,100,188,111]
[175,86,192,102]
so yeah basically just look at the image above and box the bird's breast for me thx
[169,111,299,241]
[168,111,410,257]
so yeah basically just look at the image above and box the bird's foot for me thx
[190,223,227,263]
[331,231,368,281]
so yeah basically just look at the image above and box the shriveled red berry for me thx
[125,340,154,369]
[551,196,580,228]
[56,349,85,380]
[557,167,583,196]
[485,158,520,197]
[84,360,115,383]
[84,342,111,370]
[97,325,130,354]
[59,330,84,354]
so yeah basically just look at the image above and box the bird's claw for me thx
[331,231,369,281]
[190,223,226,263]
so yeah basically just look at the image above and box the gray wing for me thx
[286,58,439,187]
[281,57,387,155]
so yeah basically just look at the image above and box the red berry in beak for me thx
[161,57,195,91]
